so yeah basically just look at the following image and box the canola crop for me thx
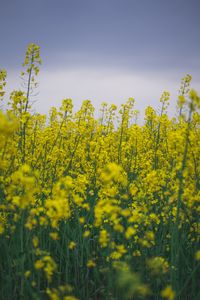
[0,44,200,300]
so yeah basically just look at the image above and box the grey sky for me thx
[1,0,200,116]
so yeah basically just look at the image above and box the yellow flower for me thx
[125,227,136,239]
[32,236,39,248]
[195,250,200,260]
[83,230,90,238]
[113,223,124,233]
[147,256,169,275]
[79,217,85,224]
[24,270,31,278]
[0,224,4,235]
[43,256,57,282]
[34,259,44,269]
[31,281,36,287]
[161,285,175,300]
[49,232,59,240]
[87,259,96,268]
[68,241,76,250]
[132,250,141,257]
[99,229,109,248]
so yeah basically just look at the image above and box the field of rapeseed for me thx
[0,44,200,300]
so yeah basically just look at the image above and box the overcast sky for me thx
[1,0,200,117]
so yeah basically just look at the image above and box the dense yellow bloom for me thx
[0,45,199,299]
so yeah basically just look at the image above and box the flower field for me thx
[0,44,200,300]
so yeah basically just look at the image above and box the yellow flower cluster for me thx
[0,69,7,101]
[35,254,57,282]
[0,45,199,300]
